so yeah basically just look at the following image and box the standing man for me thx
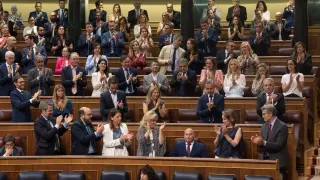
[28,2,48,27]
[61,52,87,96]
[77,22,101,57]
[196,18,218,57]
[54,0,68,28]
[249,21,271,56]
[100,77,128,121]
[101,21,124,57]
[283,0,295,28]
[269,12,291,40]
[44,12,59,39]
[216,40,236,74]
[143,61,170,95]
[34,102,73,155]
[196,79,224,123]
[0,51,20,96]
[159,23,174,49]
[10,75,41,122]
[71,107,104,155]
[91,11,108,36]
[166,3,181,29]
[89,0,107,22]
[27,55,54,96]
[251,105,289,180]
[226,0,247,26]
[127,0,149,29]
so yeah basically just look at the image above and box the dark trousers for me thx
[280,167,288,180]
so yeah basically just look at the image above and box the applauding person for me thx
[143,61,170,95]
[85,43,108,75]
[249,21,270,56]
[237,42,259,75]
[91,59,112,97]
[291,41,313,75]
[143,86,166,123]
[251,63,270,96]
[281,59,304,97]
[50,84,73,118]
[224,59,246,97]
[0,135,25,156]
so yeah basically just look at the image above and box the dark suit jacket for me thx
[283,7,294,27]
[100,90,128,121]
[89,9,107,22]
[256,93,285,124]
[0,146,24,156]
[71,119,102,155]
[170,141,207,158]
[171,69,197,96]
[184,50,204,75]
[291,53,313,75]
[159,33,174,49]
[34,115,68,155]
[0,48,22,65]
[92,21,108,35]
[260,119,289,168]
[10,89,40,122]
[21,46,48,74]
[8,21,17,37]
[127,9,149,28]
[196,28,218,57]
[54,8,68,28]
[44,21,59,38]
[115,67,140,95]
[61,66,87,96]
[27,67,54,96]
[196,93,224,123]
[216,50,236,74]
[77,33,101,57]
[226,6,247,26]
[269,20,291,40]
[171,10,181,29]
[0,63,18,96]
[249,31,270,56]
[101,31,124,57]
[28,11,48,27]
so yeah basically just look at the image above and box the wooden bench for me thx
[0,123,294,180]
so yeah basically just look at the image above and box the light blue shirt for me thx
[85,55,108,75]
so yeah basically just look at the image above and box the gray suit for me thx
[260,119,289,168]
[27,67,54,96]
[143,73,170,95]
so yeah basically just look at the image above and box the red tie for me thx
[186,143,191,157]
[267,124,272,140]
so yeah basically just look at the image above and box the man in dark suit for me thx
[0,51,20,96]
[269,12,291,40]
[34,101,73,155]
[196,17,218,57]
[21,34,47,74]
[101,21,124,57]
[28,2,48,27]
[0,135,25,156]
[0,37,22,65]
[54,0,68,28]
[100,76,129,121]
[61,52,87,96]
[127,0,149,29]
[196,79,224,123]
[251,104,289,180]
[115,56,140,96]
[170,128,207,157]
[226,0,247,26]
[35,26,51,53]
[91,11,108,36]
[77,22,101,57]
[27,55,54,96]
[283,0,294,27]
[88,0,107,23]
[44,12,59,39]
[257,78,285,124]
[216,40,236,74]
[166,3,181,29]
[171,58,197,96]
[159,23,174,49]
[249,21,270,56]
[10,75,40,122]
[71,107,104,155]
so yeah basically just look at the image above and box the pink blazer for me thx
[199,69,224,93]
[55,57,71,74]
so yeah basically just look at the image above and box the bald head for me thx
[70,52,79,67]
[79,107,92,123]
[6,36,17,47]
[275,12,283,21]
[184,128,195,143]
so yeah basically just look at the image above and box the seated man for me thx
[196,79,224,123]
[170,128,207,158]
[251,105,289,180]
[166,3,180,29]
[143,60,170,95]
[159,23,174,50]
[170,58,197,96]
[128,0,149,29]
[77,22,101,57]
[249,21,270,56]
[0,134,24,156]
[115,56,140,96]
[89,0,107,22]
[216,40,236,74]
[0,51,20,96]
[196,17,218,57]
[269,12,291,40]
[257,78,285,124]
[28,2,48,27]
[101,21,124,57]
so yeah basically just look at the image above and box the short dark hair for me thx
[78,108,85,117]
[12,75,23,83]
[120,55,128,63]
[3,134,15,144]
[150,60,159,66]
[108,76,118,86]
[37,25,44,31]
[95,0,103,7]
[261,104,277,116]
[3,11,8,15]
[85,22,93,27]
[137,165,156,180]
[226,40,235,45]
[200,17,208,24]
[24,34,35,40]
[256,1,267,12]
[35,1,42,6]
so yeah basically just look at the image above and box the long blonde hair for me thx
[139,110,158,129]
[128,40,140,57]
[226,59,241,79]
[52,84,68,109]
[239,42,254,57]
[145,86,160,104]
[254,63,269,81]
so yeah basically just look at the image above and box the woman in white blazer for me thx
[102,109,134,156]
[91,59,113,97]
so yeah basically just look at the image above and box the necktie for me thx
[39,69,46,96]
[186,143,191,157]
[72,68,77,95]
[209,95,214,122]
[126,68,133,93]
[20,90,24,97]
[111,38,115,54]
[136,9,140,18]
[267,123,272,140]
[47,120,60,152]
[60,9,64,25]
[85,125,92,134]
[8,65,12,76]
[171,48,177,72]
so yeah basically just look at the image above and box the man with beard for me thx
[44,12,59,38]
[28,2,48,27]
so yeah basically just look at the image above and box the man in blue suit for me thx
[196,17,218,57]
[77,22,101,57]
[101,21,124,57]
[170,128,207,158]
[88,0,107,22]
[28,2,48,27]
[196,79,224,123]
[0,51,20,96]
[249,21,270,56]
[54,0,68,28]
[10,75,40,122]
[159,23,174,49]
[21,34,47,74]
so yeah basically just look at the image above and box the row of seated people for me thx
[0,102,290,179]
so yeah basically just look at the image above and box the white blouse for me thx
[102,123,130,156]
[134,24,152,39]
[223,74,246,97]
[91,72,113,97]
[253,11,271,24]
[281,73,304,98]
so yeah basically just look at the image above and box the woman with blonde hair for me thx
[136,110,166,157]
[134,14,151,39]
[128,40,146,70]
[108,4,123,25]
[0,24,10,47]
[102,108,133,156]
[50,84,73,117]
[251,63,270,96]
[156,12,171,35]
[199,57,223,94]
[143,86,166,123]
[224,59,246,97]
[237,42,259,75]
[138,26,154,57]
